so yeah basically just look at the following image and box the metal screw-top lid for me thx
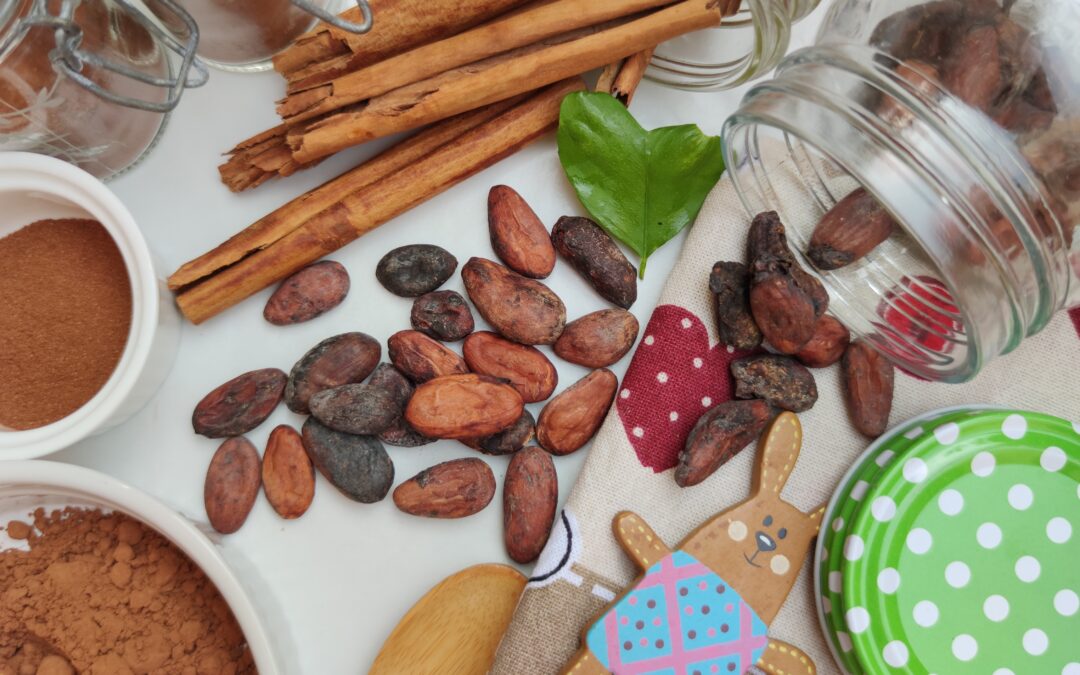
[294,0,373,34]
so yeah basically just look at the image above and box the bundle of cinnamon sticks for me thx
[220,0,739,192]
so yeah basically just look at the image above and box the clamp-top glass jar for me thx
[723,0,1079,382]
[0,0,205,179]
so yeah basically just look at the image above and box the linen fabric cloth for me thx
[492,160,1080,674]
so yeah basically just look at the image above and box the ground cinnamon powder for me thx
[0,219,133,430]
[0,508,257,674]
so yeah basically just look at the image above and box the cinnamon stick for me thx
[172,78,584,324]
[288,0,723,165]
[277,0,678,125]
[612,47,654,104]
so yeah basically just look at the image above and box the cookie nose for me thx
[755,531,777,552]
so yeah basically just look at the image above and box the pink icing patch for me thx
[708,628,717,638]
[653,617,662,626]
[629,596,638,606]
[699,581,708,590]
[640,638,649,647]
[621,616,629,626]
[685,606,694,616]
[725,604,733,613]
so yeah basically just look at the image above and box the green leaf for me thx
[557,91,726,278]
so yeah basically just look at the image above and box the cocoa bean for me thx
[553,309,639,368]
[461,410,535,456]
[405,373,524,439]
[309,383,400,435]
[462,331,558,403]
[731,355,818,412]
[204,437,261,534]
[675,400,774,487]
[943,24,1003,112]
[710,261,762,350]
[301,418,394,503]
[263,260,349,325]
[536,369,618,456]
[841,341,895,437]
[379,420,435,448]
[871,1,962,63]
[461,257,566,345]
[488,185,556,279]
[796,315,851,368]
[551,216,637,309]
[393,458,496,519]
[193,368,286,438]
[367,363,436,447]
[376,244,457,297]
[503,446,558,563]
[285,332,381,414]
[387,329,469,383]
[262,425,315,519]
[410,290,475,342]
[807,188,897,270]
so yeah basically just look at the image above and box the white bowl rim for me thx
[0,152,159,458]
[0,460,280,674]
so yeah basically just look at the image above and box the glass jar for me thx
[0,0,205,179]
[722,0,1079,382]
[152,0,372,72]
[647,0,822,90]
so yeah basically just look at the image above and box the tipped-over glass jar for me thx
[723,0,1079,382]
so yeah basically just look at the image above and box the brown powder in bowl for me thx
[0,219,133,430]
[0,508,257,674]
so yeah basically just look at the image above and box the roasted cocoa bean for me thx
[262,425,315,519]
[536,369,618,456]
[410,290,475,341]
[263,260,349,325]
[551,216,637,309]
[393,458,496,519]
[461,410,535,456]
[204,437,261,534]
[462,331,558,403]
[503,446,558,563]
[387,329,469,383]
[675,400,774,487]
[368,363,436,447]
[807,188,897,270]
[553,309,639,368]
[488,185,556,279]
[405,373,524,439]
[796,315,851,368]
[301,418,394,503]
[943,23,1003,111]
[376,244,458,297]
[461,257,566,345]
[871,1,963,63]
[193,368,286,438]
[285,332,381,414]
[710,261,762,350]
[841,341,895,438]
[309,383,400,435]
[731,355,818,412]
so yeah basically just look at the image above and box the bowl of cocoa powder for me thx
[0,153,180,459]
[0,460,282,673]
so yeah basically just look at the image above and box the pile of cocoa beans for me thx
[193,185,641,564]
[675,211,895,488]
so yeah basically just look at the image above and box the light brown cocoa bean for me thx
[807,188,897,270]
[488,185,556,279]
[204,437,261,534]
[551,216,637,309]
[262,425,315,519]
[393,458,496,519]
[553,309,639,368]
[675,400,774,487]
[503,446,558,563]
[461,257,565,345]
[536,369,618,456]
[286,332,381,414]
[263,260,349,325]
[795,315,851,368]
[462,331,557,403]
[405,373,524,439]
[193,368,286,438]
[387,329,469,383]
[841,341,895,437]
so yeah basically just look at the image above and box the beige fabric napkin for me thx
[492,156,1080,674]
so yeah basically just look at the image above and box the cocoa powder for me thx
[0,508,256,674]
[0,219,132,430]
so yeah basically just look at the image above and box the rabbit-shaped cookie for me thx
[562,412,824,675]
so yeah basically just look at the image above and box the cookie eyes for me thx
[778,528,788,539]
[763,515,773,526]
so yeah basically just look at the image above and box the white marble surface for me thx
[53,15,824,674]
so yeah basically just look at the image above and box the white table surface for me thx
[54,16,823,674]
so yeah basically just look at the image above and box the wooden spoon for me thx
[369,563,526,675]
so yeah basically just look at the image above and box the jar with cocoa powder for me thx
[0,0,205,179]
[722,0,1079,382]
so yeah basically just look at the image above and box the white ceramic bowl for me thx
[0,460,282,674]
[0,152,180,458]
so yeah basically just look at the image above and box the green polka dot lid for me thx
[838,410,1079,674]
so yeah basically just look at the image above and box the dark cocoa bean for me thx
[263,260,349,325]
[551,216,637,309]
[710,261,762,350]
[368,363,436,447]
[204,437,261,534]
[731,355,818,412]
[285,332,381,414]
[193,368,286,438]
[841,341,895,438]
[393,458,496,519]
[536,369,618,456]
[675,400,774,487]
[553,309,639,368]
[461,257,566,345]
[301,418,394,503]
[807,188,897,270]
[387,330,469,383]
[405,373,524,439]
[462,331,557,403]
[376,244,457,297]
[262,425,315,520]
[488,185,556,279]
[461,410,535,456]
[503,446,558,563]
[309,383,400,435]
[795,315,851,368]
[410,290,475,342]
